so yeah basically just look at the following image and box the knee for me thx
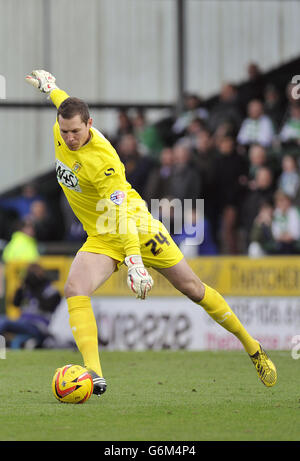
[177,278,205,303]
[64,278,88,298]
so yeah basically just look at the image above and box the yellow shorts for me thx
[78,221,184,270]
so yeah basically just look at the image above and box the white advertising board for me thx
[49,296,300,351]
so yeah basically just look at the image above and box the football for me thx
[52,364,94,404]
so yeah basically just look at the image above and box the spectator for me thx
[214,135,248,254]
[0,263,61,348]
[237,99,275,148]
[271,189,300,254]
[242,166,275,241]
[238,63,266,109]
[277,154,300,200]
[246,144,278,187]
[118,133,154,197]
[27,200,57,242]
[248,201,275,257]
[179,117,207,149]
[132,110,164,159]
[167,142,201,203]
[2,219,40,263]
[263,84,285,131]
[208,83,243,135]
[247,144,268,182]
[0,183,44,220]
[111,110,133,147]
[192,128,217,191]
[246,63,265,101]
[172,93,209,136]
[144,146,174,207]
[156,142,201,236]
[192,128,218,236]
[279,102,300,146]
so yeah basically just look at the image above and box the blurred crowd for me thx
[2,62,300,258]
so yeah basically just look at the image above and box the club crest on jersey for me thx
[110,190,125,205]
[72,161,82,173]
[56,159,82,192]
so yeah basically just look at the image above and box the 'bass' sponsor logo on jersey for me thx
[56,159,82,192]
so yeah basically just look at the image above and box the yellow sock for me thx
[198,284,259,355]
[67,295,103,376]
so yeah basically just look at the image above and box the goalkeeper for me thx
[26,70,277,396]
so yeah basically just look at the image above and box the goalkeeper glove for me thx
[124,255,154,300]
[25,69,58,94]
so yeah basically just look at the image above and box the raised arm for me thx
[25,69,69,108]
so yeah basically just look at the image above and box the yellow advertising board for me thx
[4,255,300,317]
[96,255,300,297]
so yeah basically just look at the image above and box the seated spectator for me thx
[277,154,300,200]
[132,110,164,160]
[118,133,154,198]
[237,99,275,148]
[144,146,174,207]
[246,143,279,187]
[279,102,300,146]
[192,128,218,236]
[2,219,40,263]
[263,84,285,131]
[179,117,207,149]
[148,142,200,235]
[248,201,276,257]
[208,83,243,135]
[27,200,57,242]
[214,121,238,150]
[214,135,248,254]
[192,128,218,190]
[242,166,275,241]
[247,144,269,184]
[111,110,133,147]
[167,141,201,203]
[271,189,300,254]
[238,62,266,106]
[0,263,61,348]
[172,93,209,136]
[0,183,44,220]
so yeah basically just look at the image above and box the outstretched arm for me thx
[25,69,69,108]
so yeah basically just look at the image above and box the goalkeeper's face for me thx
[58,114,92,151]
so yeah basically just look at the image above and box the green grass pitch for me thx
[0,349,299,441]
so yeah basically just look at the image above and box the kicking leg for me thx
[64,252,118,392]
[156,258,277,386]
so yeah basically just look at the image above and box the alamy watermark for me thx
[0,74,6,99]
[96,198,205,246]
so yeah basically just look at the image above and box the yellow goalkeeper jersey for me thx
[50,89,156,256]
